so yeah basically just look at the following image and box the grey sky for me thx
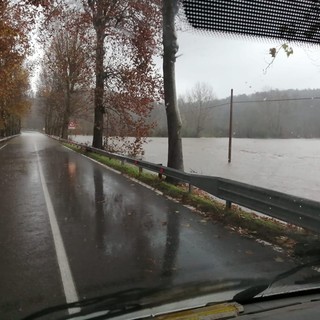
[169,30,320,99]
[31,11,320,100]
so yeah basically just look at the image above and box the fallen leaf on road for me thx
[275,236,296,249]
[182,223,191,228]
[274,257,284,262]
[200,219,207,223]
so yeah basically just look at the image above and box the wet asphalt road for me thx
[0,132,295,319]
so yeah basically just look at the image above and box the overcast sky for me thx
[31,13,320,100]
[168,30,320,99]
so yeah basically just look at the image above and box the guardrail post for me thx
[139,167,143,175]
[121,159,125,165]
[226,200,232,209]
[188,183,193,194]
[158,164,163,179]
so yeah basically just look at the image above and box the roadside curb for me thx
[0,134,20,143]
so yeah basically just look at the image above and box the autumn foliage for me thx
[0,1,32,137]
[37,0,162,156]
[37,7,93,138]
[82,0,162,152]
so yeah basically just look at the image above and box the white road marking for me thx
[0,144,7,150]
[34,143,79,311]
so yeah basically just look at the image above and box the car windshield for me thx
[1,1,320,319]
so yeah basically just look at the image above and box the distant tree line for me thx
[150,85,320,139]
[26,86,320,140]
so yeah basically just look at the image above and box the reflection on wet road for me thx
[0,133,295,319]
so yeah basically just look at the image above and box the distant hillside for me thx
[150,88,320,138]
[26,88,320,139]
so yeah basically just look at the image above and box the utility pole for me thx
[228,89,233,163]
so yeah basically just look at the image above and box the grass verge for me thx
[63,142,319,257]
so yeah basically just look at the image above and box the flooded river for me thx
[70,135,320,202]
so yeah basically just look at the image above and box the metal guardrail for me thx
[51,135,320,234]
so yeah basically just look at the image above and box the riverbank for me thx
[69,135,320,202]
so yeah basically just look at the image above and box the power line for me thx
[235,96,320,104]
[203,96,320,110]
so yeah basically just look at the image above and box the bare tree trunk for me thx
[162,0,184,172]
[61,113,69,139]
[92,21,105,149]
[61,90,70,139]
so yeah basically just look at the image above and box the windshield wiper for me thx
[233,258,320,303]
[22,278,264,320]
[22,261,320,320]
[21,287,154,320]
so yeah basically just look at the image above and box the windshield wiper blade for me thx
[22,278,264,320]
[233,258,320,303]
[21,287,155,320]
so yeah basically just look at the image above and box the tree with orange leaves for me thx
[38,7,93,139]
[37,1,162,155]
[0,0,32,137]
[83,0,163,150]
